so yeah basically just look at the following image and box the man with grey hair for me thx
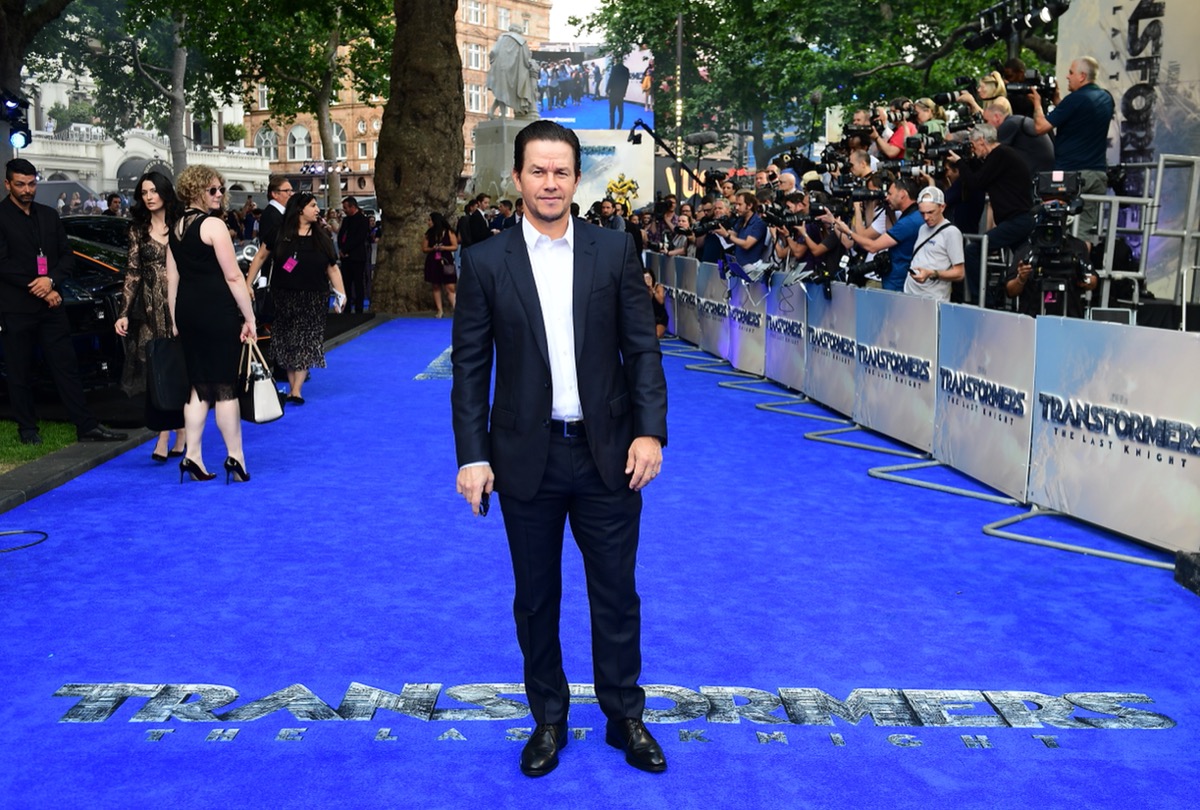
[946,123,1033,306]
[1029,56,1115,243]
[983,99,1055,175]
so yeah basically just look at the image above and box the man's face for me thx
[886,184,906,211]
[970,137,988,159]
[1066,61,1087,92]
[500,203,512,216]
[712,200,728,218]
[754,171,769,188]
[983,109,1005,129]
[600,200,615,218]
[785,195,808,214]
[270,182,294,204]
[342,200,358,216]
[721,182,735,197]
[778,173,797,193]
[479,197,491,211]
[512,139,578,229]
[699,202,713,219]
[733,197,752,218]
[108,199,120,212]
[6,173,36,207]
[852,110,871,126]
[918,202,944,227]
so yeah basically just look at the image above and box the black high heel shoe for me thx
[179,458,216,483]
[168,446,186,458]
[224,457,250,485]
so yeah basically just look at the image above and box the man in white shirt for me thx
[905,185,964,301]
[452,120,669,778]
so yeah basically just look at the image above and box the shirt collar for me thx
[521,214,574,252]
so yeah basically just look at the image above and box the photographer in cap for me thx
[905,186,964,301]
[826,174,926,291]
[1029,56,1115,245]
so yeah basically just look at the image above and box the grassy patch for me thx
[0,421,78,475]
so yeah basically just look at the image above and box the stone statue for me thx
[487,26,537,119]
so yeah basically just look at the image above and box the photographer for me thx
[946,123,1034,306]
[905,187,965,301]
[983,99,1054,175]
[699,197,734,263]
[826,174,926,291]
[665,214,696,258]
[1005,192,1098,317]
[1029,56,1115,244]
[714,191,768,268]
[913,98,948,136]
[871,98,918,160]
[956,70,1007,118]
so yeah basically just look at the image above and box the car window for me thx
[62,217,131,250]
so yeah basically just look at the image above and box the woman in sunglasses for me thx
[166,165,258,484]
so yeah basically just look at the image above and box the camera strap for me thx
[912,223,952,260]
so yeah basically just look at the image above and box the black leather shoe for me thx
[520,723,567,777]
[78,425,128,442]
[606,718,666,773]
[19,431,42,445]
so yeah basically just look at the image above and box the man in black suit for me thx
[0,159,126,445]
[468,192,492,246]
[607,56,631,129]
[452,120,668,777]
[337,196,371,313]
[247,174,292,296]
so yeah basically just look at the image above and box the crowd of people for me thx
[619,54,1114,318]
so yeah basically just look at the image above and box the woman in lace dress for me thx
[114,171,185,462]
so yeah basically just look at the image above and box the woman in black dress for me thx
[166,165,257,484]
[114,171,186,461]
[244,192,345,404]
[421,212,458,318]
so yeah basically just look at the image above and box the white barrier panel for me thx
[696,262,731,360]
[764,276,807,391]
[649,253,673,335]
[804,282,856,417]
[934,304,1036,503]
[1029,318,1200,553]
[727,278,767,376]
[672,258,701,346]
[853,289,938,453]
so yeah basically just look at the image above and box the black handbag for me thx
[238,341,284,424]
[145,338,189,411]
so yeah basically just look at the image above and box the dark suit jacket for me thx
[0,198,75,314]
[468,209,492,246]
[258,203,285,278]
[452,219,667,501]
[338,210,370,263]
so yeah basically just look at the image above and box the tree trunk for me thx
[373,0,464,313]
[0,0,76,164]
[167,18,189,172]
[317,21,342,211]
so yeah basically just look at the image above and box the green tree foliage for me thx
[572,0,1057,167]
[0,0,77,162]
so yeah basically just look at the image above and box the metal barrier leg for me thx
[868,460,1020,505]
[982,506,1175,570]
[803,425,927,459]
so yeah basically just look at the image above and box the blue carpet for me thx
[0,319,1196,809]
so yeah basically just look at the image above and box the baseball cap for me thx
[917,186,945,205]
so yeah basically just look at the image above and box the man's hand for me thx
[457,464,495,515]
[910,266,936,283]
[45,290,62,308]
[625,436,663,491]
[1016,261,1033,285]
[28,277,52,299]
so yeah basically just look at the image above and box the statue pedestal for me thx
[471,117,531,200]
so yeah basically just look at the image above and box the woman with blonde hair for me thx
[167,165,257,484]
[958,70,1007,116]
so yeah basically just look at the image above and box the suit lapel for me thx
[504,230,551,370]
[573,220,597,363]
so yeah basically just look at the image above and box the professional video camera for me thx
[761,205,813,230]
[703,169,728,194]
[1026,171,1090,285]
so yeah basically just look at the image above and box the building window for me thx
[467,84,485,113]
[254,127,278,161]
[466,43,485,71]
[356,118,367,134]
[498,8,510,30]
[287,125,311,161]
[469,148,476,165]
[372,118,381,131]
[465,0,486,25]
[373,140,378,158]
[257,84,269,110]
[358,141,367,159]
[331,122,347,160]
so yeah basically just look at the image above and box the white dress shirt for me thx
[522,216,582,421]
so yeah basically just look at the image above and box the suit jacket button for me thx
[543,382,550,388]
[542,419,550,427]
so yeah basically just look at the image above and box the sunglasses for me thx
[206,186,226,196]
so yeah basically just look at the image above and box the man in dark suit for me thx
[468,192,492,245]
[337,196,371,313]
[452,120,668,778]
[247,174,292,296]
[0,159,126,445]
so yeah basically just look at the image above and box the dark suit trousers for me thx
[0,308,96,434]
[341,260,367,313]
[499,431,646,727]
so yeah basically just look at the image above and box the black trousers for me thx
[341,260,367,313]
[498,431,646,727]
[0,308,96,435]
